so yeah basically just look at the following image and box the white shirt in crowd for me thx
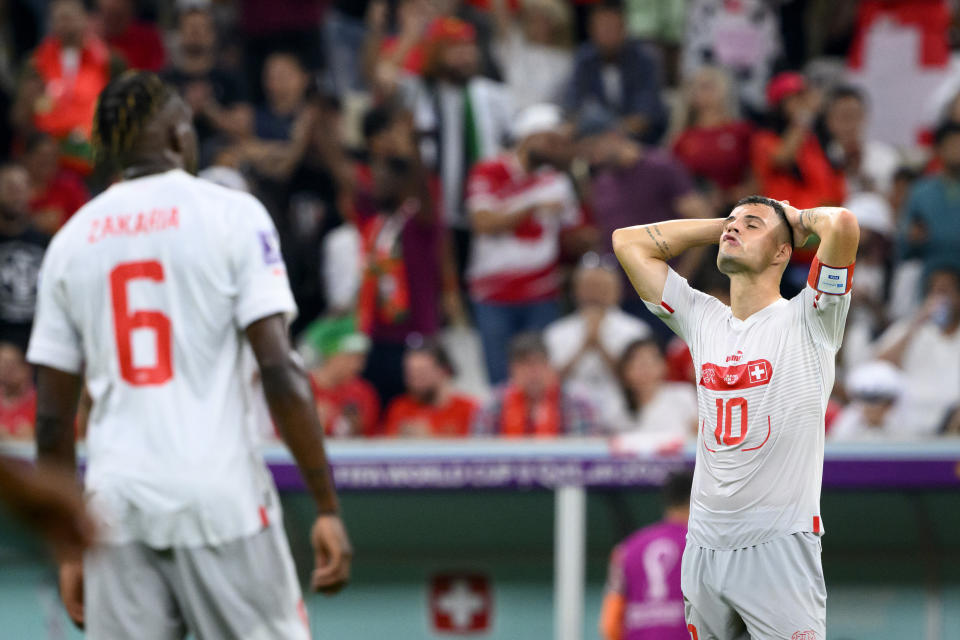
[829,402,903,441]
[646,267,851,550]
[873,320,960,436]
[493,26,572,111]
[322,223,361,312]
[27,169,296,548]
[544,308,651,426]
[610,382,699,437]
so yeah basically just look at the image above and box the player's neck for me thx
[121,158,180,181]
[728,273,783,321]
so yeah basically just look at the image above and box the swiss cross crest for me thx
[791,631,817,640]
[429,573,492,634]
[748,361,769,383]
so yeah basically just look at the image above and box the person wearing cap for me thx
[302,316,381,438]
[750,72,845,212]
[564,0,667,144]
[465,103,590,384]
[829,361,904,441]
[383,341,479,438]
[840,192,895,371]
[390,13,513,265]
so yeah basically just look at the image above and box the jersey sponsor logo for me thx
[259,230,283,265]
[725,350,743,363]
[791,631,817,640]
[699,359,772,390]
[87,207,179,244]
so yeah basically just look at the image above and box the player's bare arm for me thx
[34,365,88,628]
[246,314,353,594]
[612,218,726,304]
[781,203,860,266]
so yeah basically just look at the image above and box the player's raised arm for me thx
[782,203,860,268]
[612,218,726,304]
[246,314,353,594]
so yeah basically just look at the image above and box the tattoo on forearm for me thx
[801,208,825,231]
[645,225,673,259]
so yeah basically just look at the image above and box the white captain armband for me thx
[807,257,854,295]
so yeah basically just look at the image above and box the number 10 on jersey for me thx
[110,261,172,386]
[715,397,748,446]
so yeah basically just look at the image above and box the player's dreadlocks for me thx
[92,71,172,169]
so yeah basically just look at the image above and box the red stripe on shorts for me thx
[813,516,821,533]
[259,505,270,528]
[661,301,675,313]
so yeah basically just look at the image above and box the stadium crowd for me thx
[1,0,959,442]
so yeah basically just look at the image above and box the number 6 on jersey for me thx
[110,260,172,386]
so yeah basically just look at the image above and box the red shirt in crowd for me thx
[30,170,90,232]
[383,393,479,437]
[309,376,381,438]
[104,22,166,71]
[751,130,845,210]
[0,388,36,440]
[672,121,753,190]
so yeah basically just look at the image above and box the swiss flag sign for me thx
[429,573,492,634]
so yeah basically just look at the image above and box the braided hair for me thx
[92,71,172,169]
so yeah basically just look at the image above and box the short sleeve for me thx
[230,196,298,330]
[641,268,718,346]
[26,246,83,373]
[801,260,853,350]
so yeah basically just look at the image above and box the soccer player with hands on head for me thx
[614,194,859,639]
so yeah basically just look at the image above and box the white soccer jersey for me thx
[27,169,296,548]
[645,267,851,550]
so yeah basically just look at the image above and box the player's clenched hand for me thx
[59,560,85,628]
[310,514,353,594]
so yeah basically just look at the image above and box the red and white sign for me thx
[429,573,492,634]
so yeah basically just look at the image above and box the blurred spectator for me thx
[325,0,373,94]
[0,164,49,352]
[162,5,253,165]
[23,132,89,234]
[383,341,479,437]
[751,72,845,211]
[669,66,754,209]
[0,0,41,157]
[576,104,711,323]
[874,268,960,436]
[612,338,698,437]
[565,0,667,144]
[466,104,586,383]
[473,332,599,437]
[489,0,572,110]
[355,107,446,403]
[829,360,903,441]
[398,16,512,267]
[254,52,310,142]
[365,0,437,80]
[13,0,124,175]
[238,0,325,103]
[0,342,35,440]
[820,85,898,198]
[545,258,650,427]
[682,0,782,117]
[94,0,165,71]
[898,122,960,281]
[302,316,381,438]
[841,192,895,371]
[599,471,691,640]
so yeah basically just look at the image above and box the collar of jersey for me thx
[727,296,788,328]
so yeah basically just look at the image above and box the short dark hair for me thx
[827,84,867,107]
[734,195,792,244]
[508,332,549,363]
[663,470,693,509]
[362,105,399,142]
[407,340,456,377]
[617,337,665,413]
[934,120,960,146]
